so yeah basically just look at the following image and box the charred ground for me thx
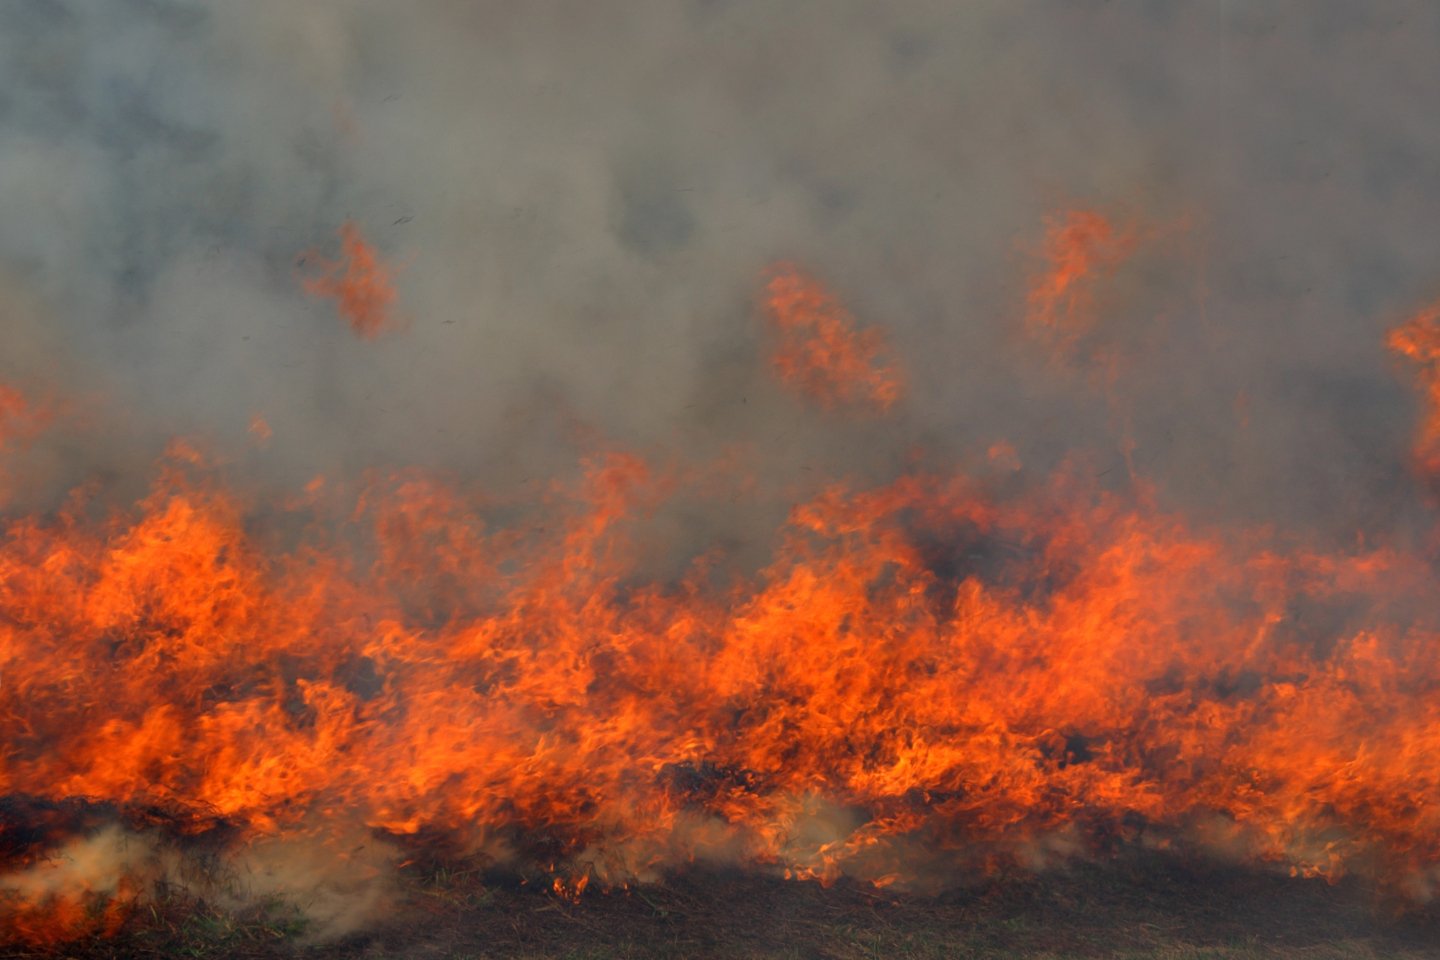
[4,850,1437,960]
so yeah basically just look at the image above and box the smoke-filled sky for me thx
[2,1,1439,541]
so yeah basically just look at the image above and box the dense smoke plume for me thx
[4,0,1440,941]
[0,1,1433,521]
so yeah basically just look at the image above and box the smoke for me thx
[215,827,399,941]
[4,0,1440,935]
[0,828,149,928]
[0,823,397,943]
[0,1,1428,523]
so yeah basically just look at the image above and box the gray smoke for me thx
[2,0,1438,531]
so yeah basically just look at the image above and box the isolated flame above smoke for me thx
[1387,301,1440,480]
[763,264,902,412]
[300,221,400,339]
[0,387,52,508]
[5,213,1440,942]
[1025,209,1141,362]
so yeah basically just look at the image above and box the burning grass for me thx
[7,441,1440,930]
[6,220,1440,948]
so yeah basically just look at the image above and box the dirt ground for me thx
[6,851,1439,960]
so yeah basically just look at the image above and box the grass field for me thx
[5,852,1437,959]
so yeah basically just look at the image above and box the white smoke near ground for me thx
[0,824,399,943]
[0,827,153,914]
[215,828,400,941]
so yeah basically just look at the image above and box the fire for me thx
[4,235,1440,943]
[762,265,902,412]
[300,221,400,340]
[1387,300,1440,478]
[986,441,1022,472]
[0,385,52,455]
[0,385,52,506]
[248,414,273,447]
[0,828,142,944]
[1024,209,1139,359]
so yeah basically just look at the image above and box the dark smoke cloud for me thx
[1,0,1438,539]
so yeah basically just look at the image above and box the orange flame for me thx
[248,414,273,447]
[0,384,53,506]
[301,222,400,339]
[4,428,1440,942]
[763,265,902,412]
[8,234,1440,943]
[0,830,140,944]
[1386,300,1440,478]
[1025,210,1139,358]
[0,384,51,449]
